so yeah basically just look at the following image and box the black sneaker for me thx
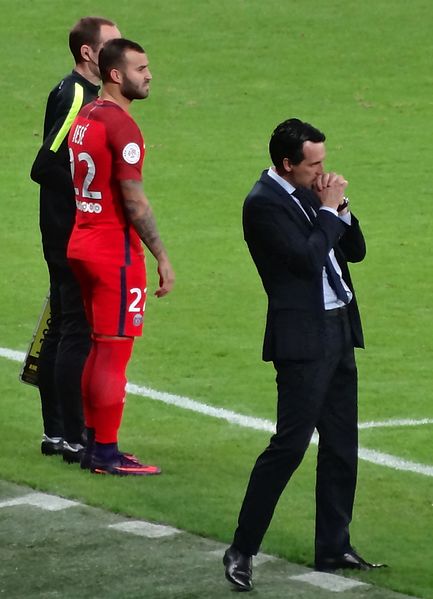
[41,435,64,456]
[80,445,93,470]
[62,441,85,464]
[90,453,161,476]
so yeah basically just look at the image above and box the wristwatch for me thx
[337,196,349,212]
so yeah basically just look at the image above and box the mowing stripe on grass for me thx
[1,346,432,478]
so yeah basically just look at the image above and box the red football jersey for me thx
[67,99,145,265]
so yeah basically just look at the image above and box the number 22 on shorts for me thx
[128,287,147,313]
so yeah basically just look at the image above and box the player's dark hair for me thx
[69,17,116,64]
[269,118,326,168]
[99,38,146,83]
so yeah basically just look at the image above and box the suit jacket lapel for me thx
[259,171,313,230]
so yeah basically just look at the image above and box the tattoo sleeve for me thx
[120,179,167,260]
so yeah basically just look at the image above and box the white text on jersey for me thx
[72,124,89,146]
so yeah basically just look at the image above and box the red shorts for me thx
[69,258,146,337]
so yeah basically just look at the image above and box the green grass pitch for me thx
[0,1,432,597]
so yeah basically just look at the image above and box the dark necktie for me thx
[293,189,349,304]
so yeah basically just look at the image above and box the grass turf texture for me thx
[0,0,432,597]
[0,481,421,599]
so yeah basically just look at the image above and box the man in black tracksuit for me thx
[30,16,120,463]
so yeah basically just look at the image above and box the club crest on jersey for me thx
[133,314,143,327]
[122,142,141,164]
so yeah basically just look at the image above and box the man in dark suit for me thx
[223,118,384,591]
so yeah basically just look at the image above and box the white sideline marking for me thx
[0,348,26,362]
[109,520,180,538]
[0,492,80,511]
[128,382,433,477]
[254,553,277,566]
[359,417,433,429]
[358,447,433,477]
[127,382,275,433]
[290,571,367,592]
[2,346,433,477]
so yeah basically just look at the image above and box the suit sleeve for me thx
[243,195,346,279]
[338,213,366,263]
[30,82,84,195]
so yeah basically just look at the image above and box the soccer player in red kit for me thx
[67,38,175,475]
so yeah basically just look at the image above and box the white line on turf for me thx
[108,521,180,538]
[253,553,278,566]
[0,347,26,362]
[127,381,433,478]
[290,572,368,592]
[1,346,433,477]
[0,492,80,511]
[359,417,433,429]
[127,381,275,433]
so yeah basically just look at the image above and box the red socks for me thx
[81,336,134,444]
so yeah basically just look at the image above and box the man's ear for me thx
[80,44,92,63]
[282,158,293,174]
[110,67,122,84]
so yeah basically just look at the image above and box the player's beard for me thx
[120,74,149,101]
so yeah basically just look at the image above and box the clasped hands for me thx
[312,172,348,214]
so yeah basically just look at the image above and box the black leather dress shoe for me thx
[315,549,387,572]
[223,545,253,591]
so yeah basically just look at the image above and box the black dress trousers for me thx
[233,307,358,560]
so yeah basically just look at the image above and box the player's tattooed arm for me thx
[120,179,175,297]
[121,179,165,258]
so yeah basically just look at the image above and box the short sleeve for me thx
[109,115,145,181]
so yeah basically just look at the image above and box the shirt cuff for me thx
[319,206,338,217]
[339,212,352,225]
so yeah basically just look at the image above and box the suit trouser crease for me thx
[233,310,358,557]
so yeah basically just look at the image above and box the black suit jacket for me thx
[243,170,366,362]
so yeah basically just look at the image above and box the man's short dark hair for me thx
[69,17,116,64]
[269,118,326,169]
[99,38,146,83]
